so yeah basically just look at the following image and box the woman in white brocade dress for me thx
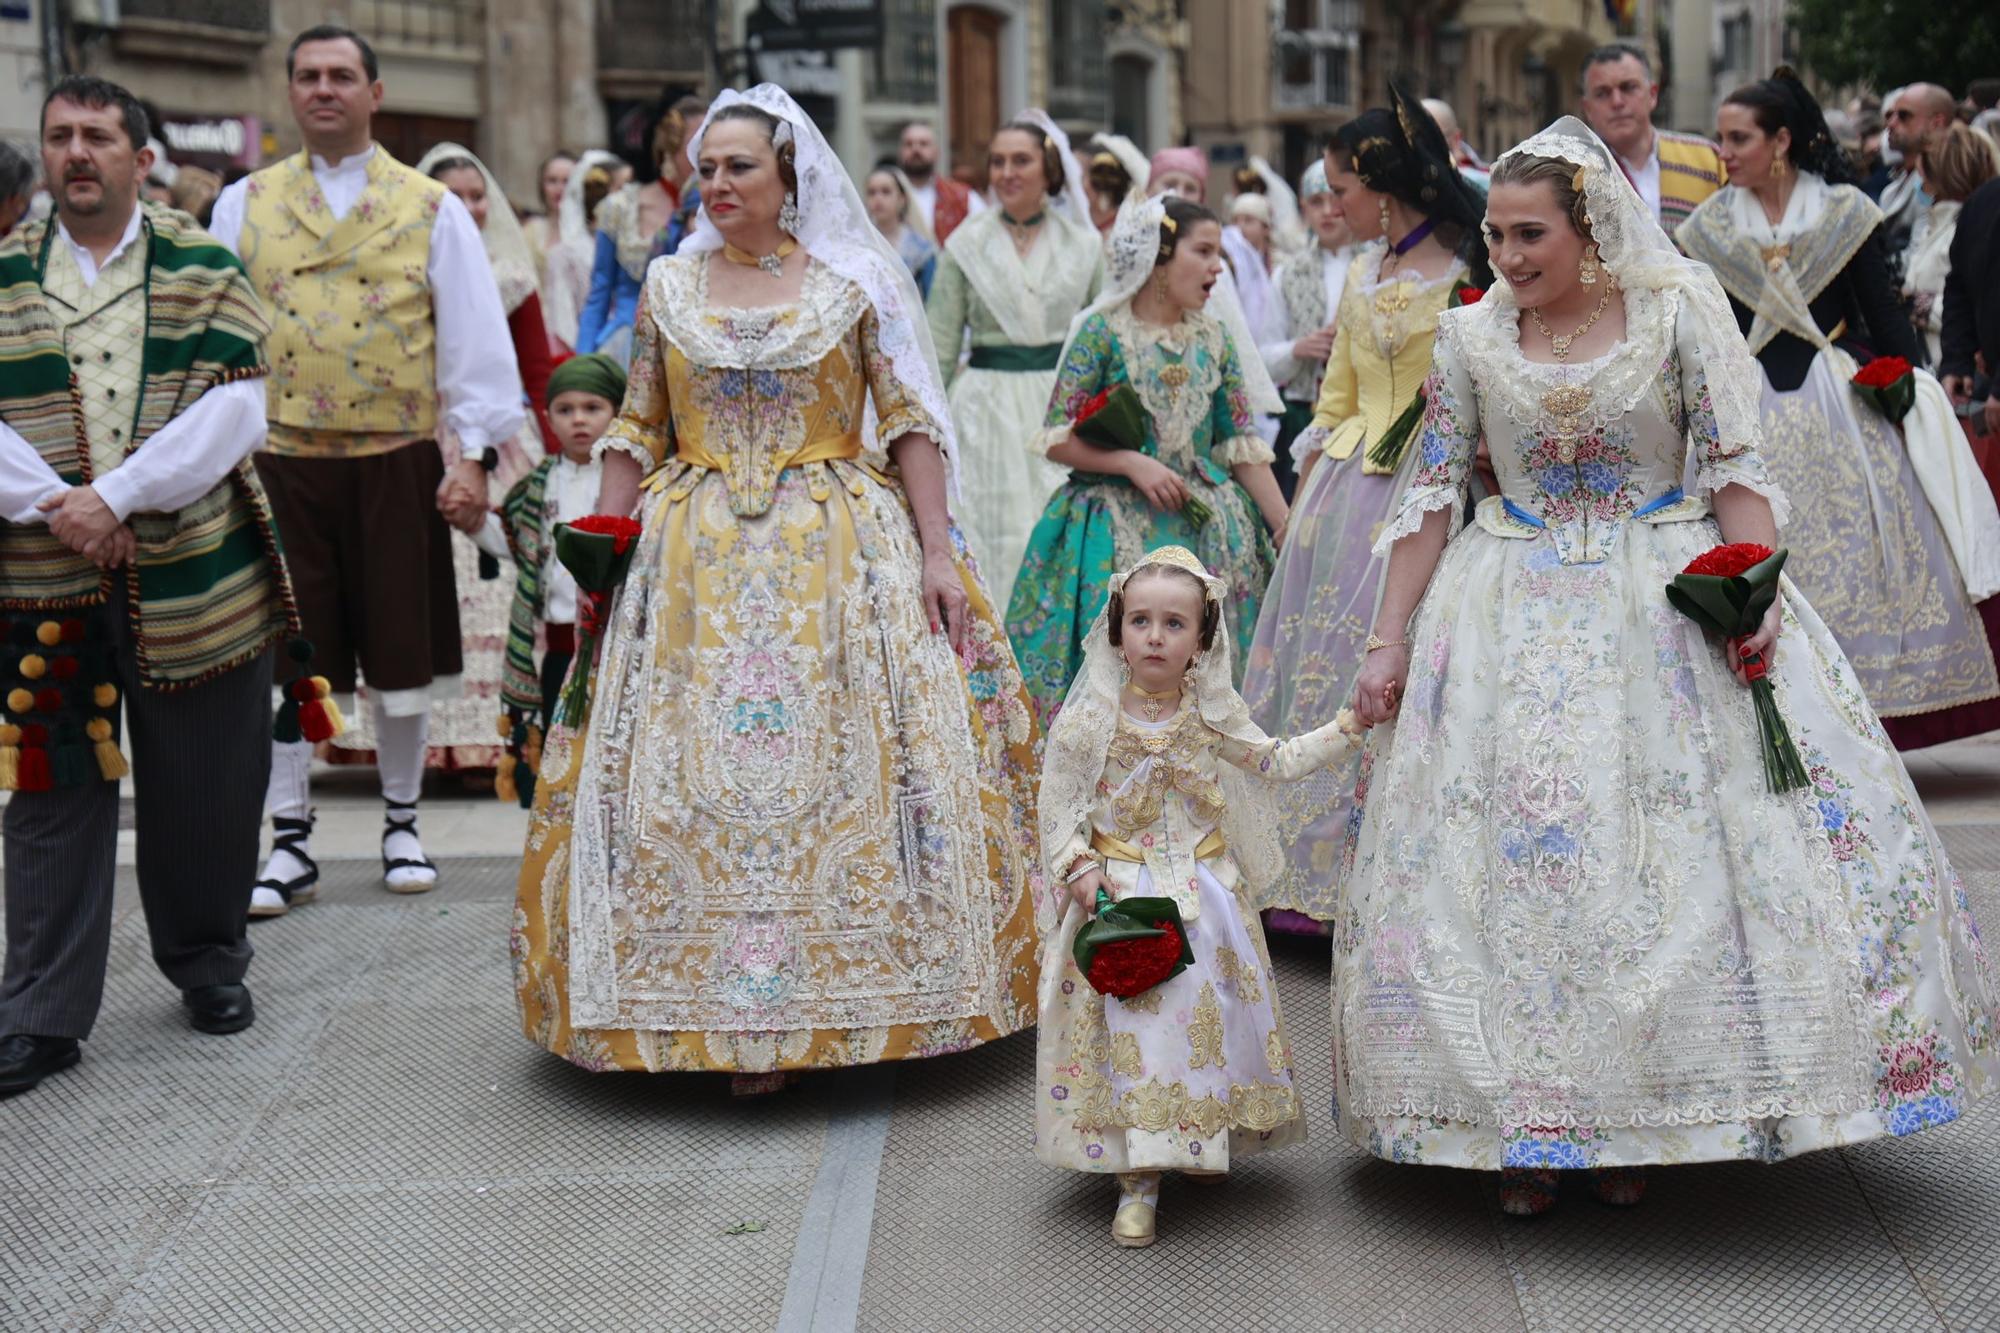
[925,112,1103,609]
[1341,121,2000,1218]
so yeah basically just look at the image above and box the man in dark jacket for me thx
[1942,175,2000,439]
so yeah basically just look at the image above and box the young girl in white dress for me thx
[1034,546,1361,1248]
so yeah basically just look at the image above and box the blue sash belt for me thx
[1501,486,1684,531]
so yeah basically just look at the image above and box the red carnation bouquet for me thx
[553,514,644,726]
[1073,384,1212,526]
[1664,543,1809,792]
[1852,355,1916,424]
[1072,888,1194,999]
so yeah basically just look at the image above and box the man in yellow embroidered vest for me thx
[1582,42,1728,236]
[0,77,292,1097]
[209,25,522,911]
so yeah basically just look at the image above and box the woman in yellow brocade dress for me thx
[514,87,1044,1089]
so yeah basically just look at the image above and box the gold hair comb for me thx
[1572,164,1588,192]
[1161,215,1178,234]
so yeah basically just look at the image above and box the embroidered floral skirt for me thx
[1006,473,1274,727]
[1037,859,1306,1173]
[1334,517,2000,1169]
[513,461,1043,1073]
[1242,450,1399,926]
[1755,353,2000,727]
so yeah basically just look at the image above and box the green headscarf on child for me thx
[546,352,627,408]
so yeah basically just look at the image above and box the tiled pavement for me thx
[4,741,1999,1331]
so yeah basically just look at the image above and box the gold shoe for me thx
[1111,1199,1157,1248]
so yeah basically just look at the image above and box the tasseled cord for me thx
[273,639,347,744]
[494,711,540,809]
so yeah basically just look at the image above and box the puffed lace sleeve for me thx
[592,270,671,470]
[1029,312,1112,458]
[1677,293,1790,525]
[1209,321,1274,467]
[1373,319,1478,553]
[859,304,946,446]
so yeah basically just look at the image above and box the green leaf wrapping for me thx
[1072,383,1152,452]
[551,524,643,729]
[1665,549,1808,794]
[1365,389,1427,471]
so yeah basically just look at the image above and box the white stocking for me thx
[372,701,435,890]
[256,739,316,889]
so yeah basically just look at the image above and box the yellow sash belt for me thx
[1092,827,1227,864]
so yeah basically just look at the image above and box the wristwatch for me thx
[473,445,499,473]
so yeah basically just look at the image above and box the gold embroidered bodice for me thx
[602,256,940,518]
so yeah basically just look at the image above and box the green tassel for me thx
[273,699,303,744]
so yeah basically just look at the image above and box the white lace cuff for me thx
[1214,432,1276,467]
[1371,487,1462,555]
[1694,462,1792,528]
[1028,424,1073,459]
[591,435,657,470]
[1289,423,1330,469]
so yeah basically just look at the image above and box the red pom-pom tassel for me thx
[298,698,336,744]
[17,746,51,791]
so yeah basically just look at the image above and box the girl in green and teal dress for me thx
[1006,196,1289,722]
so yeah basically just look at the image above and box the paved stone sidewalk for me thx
[4,745,2000,1331]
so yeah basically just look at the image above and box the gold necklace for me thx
[723,237,798,278]
[1526,283,1613,363]
[1126,682,1179,723]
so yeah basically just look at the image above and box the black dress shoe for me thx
[0,1034,81,1096]
[182,983,256,1035]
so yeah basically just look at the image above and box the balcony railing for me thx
[597,0,709,78]
[117,0,267,33]
[355,0,486,49]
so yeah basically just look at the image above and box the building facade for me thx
[51,0,619,205]
[30,0,1671,214]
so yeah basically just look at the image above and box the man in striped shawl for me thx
[0,77,292,1098]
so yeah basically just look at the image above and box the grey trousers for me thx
[0,586,273,1040]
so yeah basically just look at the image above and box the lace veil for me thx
[1013,108,1092,230]
[1054,196,1283,418]
[1036,547,1286,928]
[683,85,959,481]
[1090,132,1151,204]
[557,149,623,251]
[415,141,538,314]
[1488,117,1766,483]
[1245,154,1307,254]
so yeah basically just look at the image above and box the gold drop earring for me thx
[1378,199,1392,238]
[1579,243,1600,286]
[1770,154,1789,183]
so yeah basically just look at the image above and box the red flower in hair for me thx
[1681,543,1776,578]
[1457,286,1486,305]
[1852,356,1913,388]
